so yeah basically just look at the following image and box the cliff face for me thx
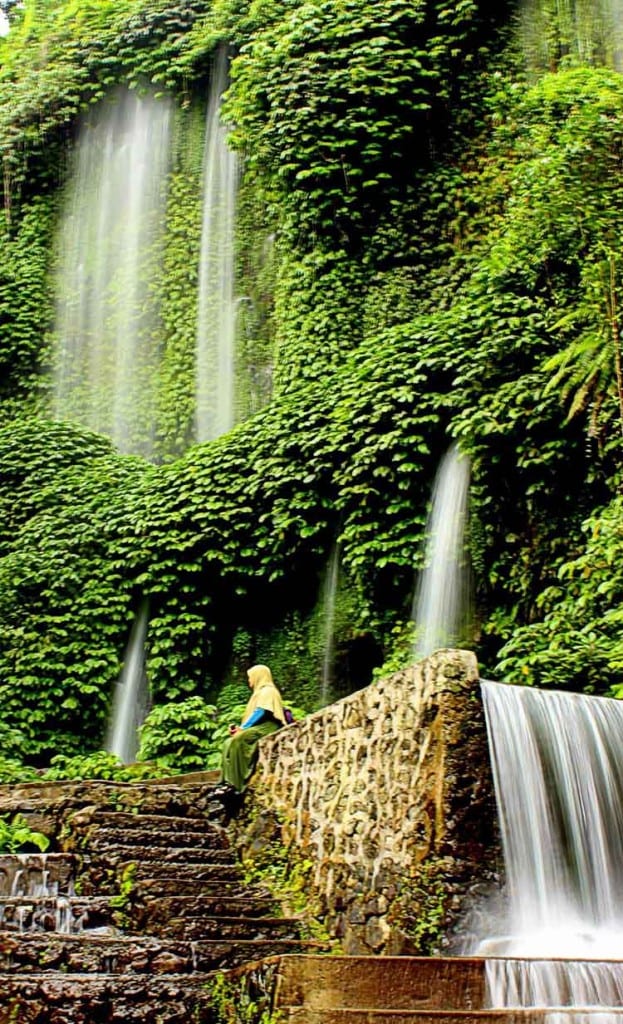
[236,650,499,955]
[0,1,621,765]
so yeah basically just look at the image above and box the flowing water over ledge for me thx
[0,853,97,935]
[478,681,623,1020]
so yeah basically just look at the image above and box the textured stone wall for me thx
[238,650,498,955]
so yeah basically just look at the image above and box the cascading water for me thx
[52,88,172,458]
[320,545,340,705]
[105,602,149,764]
[478,680,623,1017]
[412,443,472,659]
[195,48,240,442]
[0,853,87,935]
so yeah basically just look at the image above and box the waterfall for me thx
[195,49,239,442]
[479,681,623,1016]
[52,89,172,458]
[412,444,472,659]
[105,602,149,764]
[320,545,340,705]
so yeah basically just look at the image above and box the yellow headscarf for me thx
[242,664,286,726]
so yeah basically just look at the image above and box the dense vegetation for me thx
[0,0,622,765]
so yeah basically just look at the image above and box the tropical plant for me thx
[137,696,219,772]
[42,751,170,781]
[0,813,49,853]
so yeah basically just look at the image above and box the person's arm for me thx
[241,707,268,729]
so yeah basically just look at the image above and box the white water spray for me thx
[52,89,172,458]
[320,545,340,705]
[479,681,623,1017]
[412,444,472,659]
[195,48,239,442]
[106,602,149,764]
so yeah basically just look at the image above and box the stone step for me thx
[130,876,271,899]
[274,956,487,1011]
[0,895,114,934]
[85,842,236,864]
[133,893,278,928]
[0,931,319,974]
[81,825,230,852]
[0,854,76,898]
[79,861,245,896]
[131,860,242,881]
[161,913,301,942]
[0,971,215,1023]
[0,778,219,818]
[90,811,217,832]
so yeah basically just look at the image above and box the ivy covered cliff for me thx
[0,0,622,762]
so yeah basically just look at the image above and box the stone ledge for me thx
[235,651,498,955]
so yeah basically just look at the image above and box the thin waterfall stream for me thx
[320,544,340,705]
[105,602,149,765]
[195,48,239,442]
[478,681,623,1018]
[412,443,472,659]
[52,89,172,458]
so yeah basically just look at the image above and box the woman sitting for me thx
[219,664,286,793]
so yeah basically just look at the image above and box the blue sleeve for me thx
[242,707,268,729]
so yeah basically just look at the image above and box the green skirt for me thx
[220,720,280,792]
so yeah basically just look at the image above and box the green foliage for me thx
[0,418,150,758]
[447,67,623,668]
[495,495,623,694]
[393,861,448,954]
[0,0,213,206]
[0,197,56,412]
[155,107,205,460]
[0,757,40,784]
[137,696,219,771]
[110,861,138,929]
[371,620,416,682]
[0,0,621,770]
[208,971,285,1024]
[137,694,309,772]
[225,0,485,248]
[240,807,335,947]
[0,813,49,853]
[42,750,170,781]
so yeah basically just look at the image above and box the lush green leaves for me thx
[0,0,622,771]
[0,814,49,853]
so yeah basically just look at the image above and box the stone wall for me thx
[237,650,498,956]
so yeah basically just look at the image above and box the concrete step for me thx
[274,956,487,1012]
[0,931,321,974]
[272,956,623,1019]
[0,971,214,1023]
